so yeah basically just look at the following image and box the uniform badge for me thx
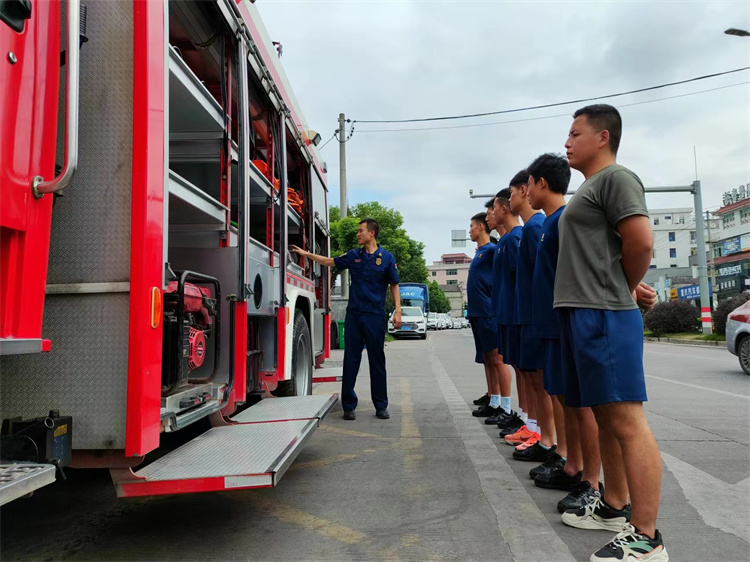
[478,254,483,258]
[376,258,382,266]
[541,233,545,241]
[518,240,522,247]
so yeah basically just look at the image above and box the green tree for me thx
[329,202,428,289]
[428,281,452,313]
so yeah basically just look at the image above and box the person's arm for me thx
[616,215,653,293]
[390,284,402,328]
[290,245,335,268]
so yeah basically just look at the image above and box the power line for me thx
[353,67,750,124]
[318,132,337,150]
[356,81,750,133]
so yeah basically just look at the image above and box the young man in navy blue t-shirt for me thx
[507,171,557,462]
[527,153,603,514]
[466,212,504,418]
[492,181,530,439]
[480,199,512,422]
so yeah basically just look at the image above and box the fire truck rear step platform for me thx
[313,365,343,383]
[112,394,337,498]
[0,464,57,506]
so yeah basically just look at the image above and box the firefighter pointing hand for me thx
[290,218,400,421]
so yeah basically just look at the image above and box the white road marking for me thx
[646,373,750,400]
[661,452,750,543]
[429,346,576,562]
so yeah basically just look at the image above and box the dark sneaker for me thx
[473,394,490,406]
[485,408,513,425]
[343,410,356,421]
[529,452,565,480]
[535,466,581,491]
[590,525,669,562]
[496,411,523,429]
[472,404,502,418]
[562,495,631,532]
[557,480,603,513]
[376,409,390,419]
[512,442,557,462]
[499,419,524,438]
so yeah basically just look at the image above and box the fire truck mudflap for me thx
[111,394,336,497]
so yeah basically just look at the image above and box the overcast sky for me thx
[257,1,750,263]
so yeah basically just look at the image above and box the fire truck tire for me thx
[274,310,313,397]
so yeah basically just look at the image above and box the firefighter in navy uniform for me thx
[291,218,401,420]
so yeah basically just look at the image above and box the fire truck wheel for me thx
[274,310,313,397]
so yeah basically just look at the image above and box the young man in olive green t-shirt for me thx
[554,104,667,562]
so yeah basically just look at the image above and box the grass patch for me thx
[385,333,396,342]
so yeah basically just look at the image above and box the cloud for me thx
[257,0,750,262]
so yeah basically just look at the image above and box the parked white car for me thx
[427,312,438,330]
[389,306,427,340]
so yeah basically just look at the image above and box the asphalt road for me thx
[2,331,748,561]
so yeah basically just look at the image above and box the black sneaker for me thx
[473,394,490,406]
[485,409,511,425]
[472,404,502,418]
[591,525,669,562]
[376,409,390,419]
[512,442,557,462]
[557,480,603,513]
[497,411,523,429]
[529,452,565,480]
[561,495,631,532]
[499,419,524,438]
[534,466,581,491]
[343,410,356,421]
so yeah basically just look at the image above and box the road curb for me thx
[644,336,727,348]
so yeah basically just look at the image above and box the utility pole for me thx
[338,113,349,298]
[706,210,717,309]
[691,181,713,334]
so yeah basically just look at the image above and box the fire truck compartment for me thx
[114,393,337,497]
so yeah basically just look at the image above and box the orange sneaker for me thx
[505,426,537,445]
[515,434,540,450]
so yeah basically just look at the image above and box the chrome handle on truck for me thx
[32,0,80,199]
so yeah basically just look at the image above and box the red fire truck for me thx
[0,0,338,503]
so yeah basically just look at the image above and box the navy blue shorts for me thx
[543,339,565,396]
[496,322,505,358]
[499,324,520,366]
[558,308,648,407]
[470,317,498,356]
[518,325,544,371]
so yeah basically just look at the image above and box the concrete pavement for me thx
[1,331,748,561]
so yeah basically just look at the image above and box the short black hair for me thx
[509,169,530,189]
[527,153,571,195]
[471,212,489,233]
[573,104,622,155]
[484,198,495,209]
[495,188,511,208]
[359,218,379,239]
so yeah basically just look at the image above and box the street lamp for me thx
[725,28,750,37]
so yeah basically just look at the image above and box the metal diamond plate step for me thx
[231,393,337,425]
[0,463,56,506]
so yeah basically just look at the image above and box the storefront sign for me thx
[677,283,713,301]
[718,263,743,277]
[723,237,741,256]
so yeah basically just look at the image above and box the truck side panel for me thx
[1,0,135,449]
